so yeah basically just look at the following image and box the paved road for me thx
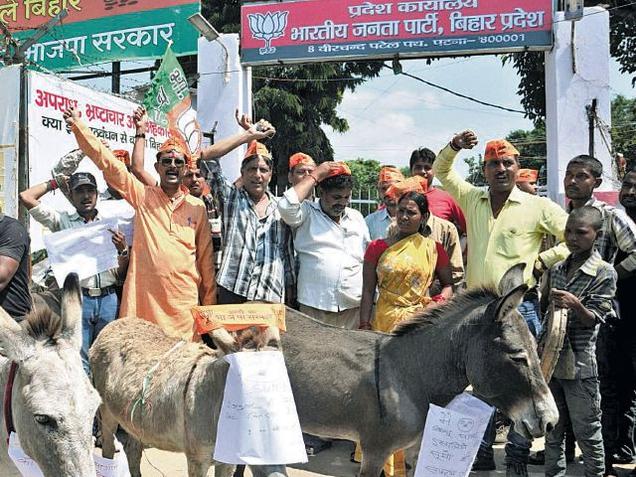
[136,440,636,477]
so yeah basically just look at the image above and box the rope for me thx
[128,341,185,435]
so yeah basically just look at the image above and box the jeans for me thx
[597,324,620,463]
[478,298,540,465]
[81,292,118,375]
[544,377,604,476]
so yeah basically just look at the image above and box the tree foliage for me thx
[345,158,382,191]
[506,0,636,123]
[611,94,636,161]
[201,0,383,187]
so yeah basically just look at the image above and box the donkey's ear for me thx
[60,273,83,350]
[498,263,527,296]
[0,306,33,362]
[494,284,528,322]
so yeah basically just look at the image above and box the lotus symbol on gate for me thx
[247,11,289,55]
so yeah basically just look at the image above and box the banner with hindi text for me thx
[240,0,553,65]
[0,0,199,71]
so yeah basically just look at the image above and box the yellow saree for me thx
[373,233,438,333]
[356,233,438,477]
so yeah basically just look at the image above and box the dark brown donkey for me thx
[281,264,558,477]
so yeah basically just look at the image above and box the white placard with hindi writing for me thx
[44,218,119,287]
[415,393,493,477]
[213,351,308,465]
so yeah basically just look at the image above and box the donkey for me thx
[0,274,101,477]
[281,264,559,477]
[90,317,287,477]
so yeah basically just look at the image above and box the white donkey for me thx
[0,274,101,477]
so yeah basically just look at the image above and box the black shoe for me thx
[603,464,618,477]
[471,456,496,471]
[528,450,544,465]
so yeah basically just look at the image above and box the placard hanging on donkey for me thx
[214,351,307,465]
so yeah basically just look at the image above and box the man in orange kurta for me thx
[64,107,215,340]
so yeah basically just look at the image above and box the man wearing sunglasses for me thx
[63,106,215,341]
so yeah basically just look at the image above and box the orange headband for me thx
[244,140,272,161]
[484,139,520,161]
[385,176,428,201]
[324,162,351,180]
[289,152,316,170]
[517,168,538,183]
[378,166,405,184]
[157,136,191,165]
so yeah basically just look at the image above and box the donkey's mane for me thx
[24,307,62,341]
[391,287,497,336]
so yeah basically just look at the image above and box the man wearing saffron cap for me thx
[410,146,467,234]
[365,166,405,240]
[516,168,539,195]
[288,152,317,186]
[214,140,295,305]
[278,161,370,328]
[63,106,215,341]
[433,132,569,476]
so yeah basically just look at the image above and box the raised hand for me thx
[62,107,81,126]
[451,130,478,150]
[133,106,148,134]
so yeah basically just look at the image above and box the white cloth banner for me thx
[8,432,130,477]
[214,351,308,465]
[0,65,20,217]
[27,71,166,251]
[415,393,493,477]
[43,218,119,287]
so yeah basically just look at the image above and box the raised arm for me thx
[64,107,145,209]
[19,181,62,231]
[432,130,479,209]
[200,111,275,161]
[130,106,158,187]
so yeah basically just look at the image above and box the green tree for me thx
[201,1,384,188]
[463,154,486,186]
[345,158,381,216]
[611,94,636,161]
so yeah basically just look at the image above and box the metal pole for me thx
[17,64,29,226]
[587,98,597,158]
[111,61,121,94]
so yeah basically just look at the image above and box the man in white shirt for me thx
[278,161,370,329]
[365,166,404,240]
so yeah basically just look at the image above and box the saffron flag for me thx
[143,45,202,159]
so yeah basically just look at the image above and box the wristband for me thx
[449,140,461,152]
[134,133,146,139]
[47,179,59,191]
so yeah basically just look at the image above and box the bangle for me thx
[449,140,461,152]
[308,174,319,185]
[47,179,58,191]
[134,133,146,139]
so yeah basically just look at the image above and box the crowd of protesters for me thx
[0,104,635,477]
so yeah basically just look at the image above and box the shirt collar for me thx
[68,210,100,223]
[567,196,599,212]
[478,185,524,204]
[568,249,604,277]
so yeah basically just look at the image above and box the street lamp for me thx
[187,13,230,83]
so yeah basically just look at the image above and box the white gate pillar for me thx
[545,7,616,206]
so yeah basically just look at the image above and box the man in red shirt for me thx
[410,147,467,234]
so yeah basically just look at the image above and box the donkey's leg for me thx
[214,463,236,477]
[99,406,118,459]
[186,455,211,477]
[359,444,388,477]
[122,434,144,477]
[250,464,288,477]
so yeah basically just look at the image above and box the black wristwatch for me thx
[118,248,129,258]
[134,133,146,139]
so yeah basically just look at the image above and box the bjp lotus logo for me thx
[247,11,289,55]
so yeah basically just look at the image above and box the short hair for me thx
[568,155,603,178]
[319,174,354,191]
[241,155,273,172]
[568,205,603,231]
[409,147,436,170]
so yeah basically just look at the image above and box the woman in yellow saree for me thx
[357,190,454,477]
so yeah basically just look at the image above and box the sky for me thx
[324,55,636,177]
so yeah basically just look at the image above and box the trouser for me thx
[615,326,636,459]
[81,291,118,376]
[597,324,621,464]
[477,297,541,465]
[544,377,604,477]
